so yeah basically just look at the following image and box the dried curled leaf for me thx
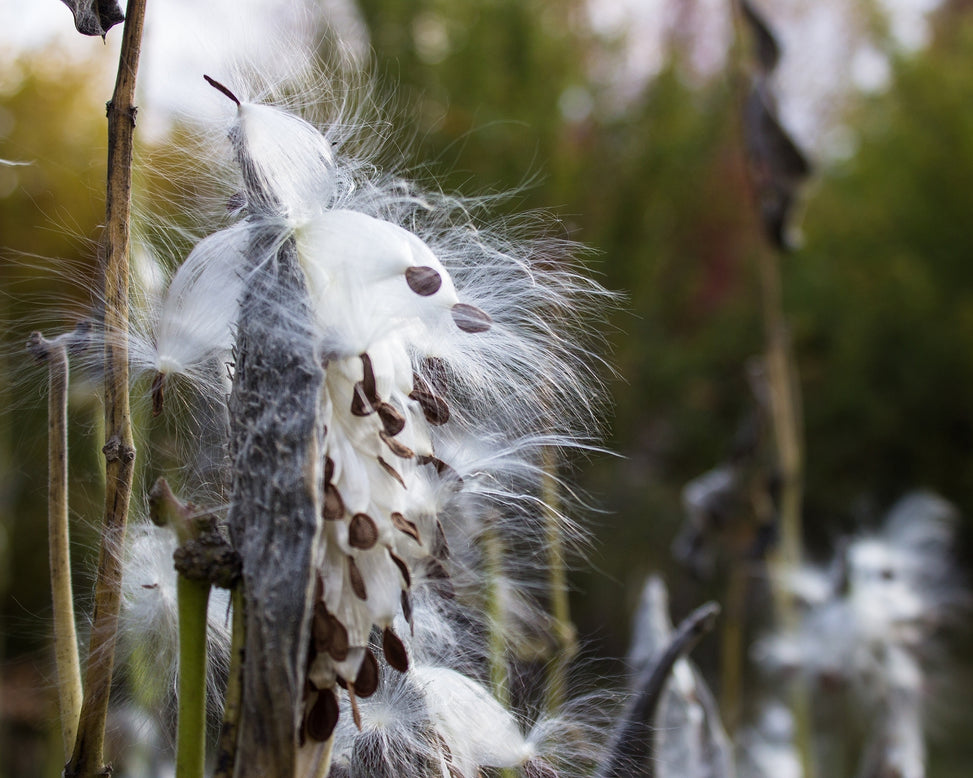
[59,0,125,37]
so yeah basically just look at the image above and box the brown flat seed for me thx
[348,513,379,550]
[151,372,165,417]
[451,302,492,333]
[383,627,409,673]
[419,358,449,393]
[354,649,380,697]
[390,512,421,543]
[389,550,412,587]
[377,402,406,435]
[433,520,450,559]
[380,430,414,459]
[347,556,367,600]
[417,455,462,484]
[401,590,413,626]
[306,688,339,742]
[405,265,443,296]
[323,483,345,520]
[312,601,332,653]
[327,616,349,661]
[359,353,378,402]
[409,389,450,425]
[325,456,335,484]
[350,382,374,416]
[378,457,407,489]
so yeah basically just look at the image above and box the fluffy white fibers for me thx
[109,49,612,770]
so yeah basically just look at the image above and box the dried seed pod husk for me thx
[382,627,409,673]
[306,688,339,742]
[405,265,443,296]
[348,513,379,550]
[451,302,492,333]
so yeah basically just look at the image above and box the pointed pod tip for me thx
[203,75,241,107]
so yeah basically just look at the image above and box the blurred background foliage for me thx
[2,0,973,774]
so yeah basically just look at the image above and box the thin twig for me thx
[597,602,721,778]
[66,0,147,773]
[28,331,83,759]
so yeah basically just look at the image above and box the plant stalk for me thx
[541,446,577,714]
[214,587,245,778]
[28,333,83,759]
[176,576,211,778]
[66,0,147,773]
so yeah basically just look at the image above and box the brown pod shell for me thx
[451,303,492,333]
[405,265,443,296]
[409,388,450,426]
[323,483,345,520]
[354,649,380,698]
[390,512,421,544]
[380,430,414,459]
[347,556,367,600]
[377,402,406,436]
[382,627,409,673]
[306,688,340,742]
[348,513,379,550]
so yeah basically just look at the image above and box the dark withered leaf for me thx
[451,303,492,333]
[347,556,368,600]
[382,627,409,673]
[60,0,125,37]
[741,0,780,72]
[405,265,443,296]
[348,513,379,550]
[354,649,380,697]
[744,83,811,251]
[306,688,339,742]
[390,512,421,544]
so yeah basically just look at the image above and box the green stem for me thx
[541,446,577,714]
[214,587,245,778]
[176,575,211,778]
